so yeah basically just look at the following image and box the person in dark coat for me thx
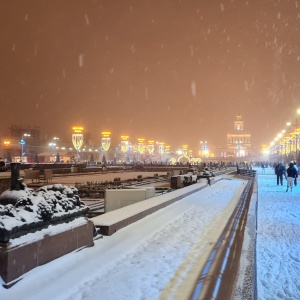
[293,161,298,186]
[275,162,285,185]
[286,162,298,192]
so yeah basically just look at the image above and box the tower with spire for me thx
[226,114,251,157]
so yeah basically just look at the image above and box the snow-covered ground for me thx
[256,168,300,300]
[0,176,245,300]
[1,167,299,300]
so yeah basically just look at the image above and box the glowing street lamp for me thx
[165,145,171,155]
[3,140,11,162]
[286,122,295,159]
[137,138,145,154]
[147,140,155,155]
[182,144,188,157]
[49,137,59,158]
[19,133,30,163]
[120,135,129,153]
[101,131,111,151]
[177,150,183,156]
[120,135,129,163]
[101,131,111,164]
[20,138,25,163]
[49,142,56,159]
[136,138,145,162]
[72,126,84,161]
[286,109,300,163]
[158,142,165,162]
[146,140,155,162]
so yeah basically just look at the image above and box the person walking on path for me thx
[261,163,266,173]
[275,162,285,186]
[286,162,298,192]
[293,161,298,186]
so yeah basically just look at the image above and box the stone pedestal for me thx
[0,218,94,286]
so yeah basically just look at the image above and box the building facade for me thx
[0,125,41,163]
[226,115,251,158]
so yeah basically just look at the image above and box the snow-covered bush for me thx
[0,184,89,242]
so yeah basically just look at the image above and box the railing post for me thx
[10,162,21,190]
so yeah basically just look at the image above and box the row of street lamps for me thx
[269,109,300,163]
[5,127,209,163]
[69,127,212,163]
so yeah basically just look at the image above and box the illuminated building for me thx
[226,115,251,157]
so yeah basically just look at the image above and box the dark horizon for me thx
[1,0,300,152]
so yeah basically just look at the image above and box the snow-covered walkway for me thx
[256,168,300,300]
[0,177,245,300]
[1,167,300,300]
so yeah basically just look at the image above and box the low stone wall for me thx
[0,178,10,195]
[0,218,94,285]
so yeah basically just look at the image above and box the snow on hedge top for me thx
[0,184,87,231]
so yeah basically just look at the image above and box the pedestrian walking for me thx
[293,161,298,186]
[275,162,285,186]
[261,163,265,173]
[286,162,298,192]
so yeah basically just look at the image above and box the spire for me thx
[237,100,241,118]
[234,114,243,131]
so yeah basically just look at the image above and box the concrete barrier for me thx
[105,189,147,212]
[92,177,222,236]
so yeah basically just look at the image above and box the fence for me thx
[238,169,256,178]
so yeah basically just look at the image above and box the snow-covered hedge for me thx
[0,184,89,243]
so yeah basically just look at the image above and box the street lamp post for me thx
[147,140,155,163]
[49,137,59,162]
[284,140,287,159]
[287,120,299,163]
[72,127,84,162]
[3,140,11,162]
[101,131,111,165]
[288,109,300,163]
[19,133,30,163]
[20,138,25,163]
[295,128,299,164]
[137,138,145,163]
[49,142,56,161]
[120,135,129,163]
[286,122,293,161]
[158,142,165,163]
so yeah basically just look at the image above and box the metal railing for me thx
[238,168,257,177]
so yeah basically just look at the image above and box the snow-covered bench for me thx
[24,169,40,183]
[43,169,53,183]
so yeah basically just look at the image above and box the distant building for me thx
[0,125,41,163]
[8,125,40,145]
[226,115,251,157]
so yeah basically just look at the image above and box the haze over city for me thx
[1,0,300,151]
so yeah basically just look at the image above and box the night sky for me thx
[1,0,300,152]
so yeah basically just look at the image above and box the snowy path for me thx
[256,168,300,300]
[0,177,246,300]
